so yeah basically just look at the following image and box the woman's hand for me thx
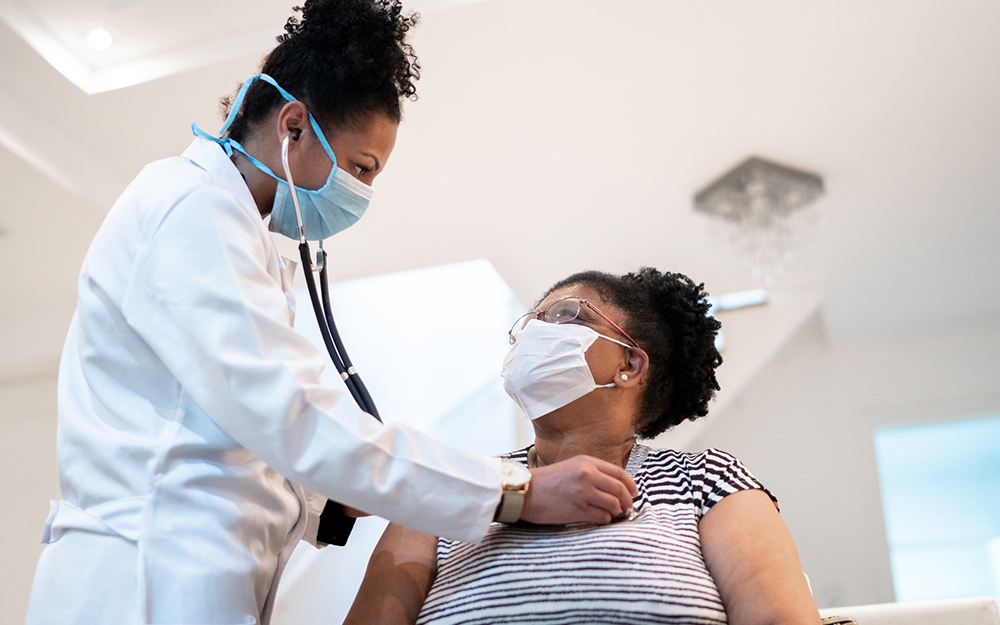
[520,454,638,525]
[700,489,821,625]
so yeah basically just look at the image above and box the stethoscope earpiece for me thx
[290,128,302,141]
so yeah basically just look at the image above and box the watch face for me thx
[500,460,531,488]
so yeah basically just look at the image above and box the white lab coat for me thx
[26,138,502,625]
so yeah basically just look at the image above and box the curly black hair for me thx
[541,268,722,439]
[221,0,420,141]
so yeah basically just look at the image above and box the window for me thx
[875,414,1000,602]
[293,258,528,455]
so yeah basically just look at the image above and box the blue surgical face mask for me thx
[192,73,373,241]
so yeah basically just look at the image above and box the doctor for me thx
[25,0,637,623]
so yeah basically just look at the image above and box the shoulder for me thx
[88,155,222,271]
[126,155,213,207]
[117,140,256,231]
[646,447,757,488]
[641,446,741,470]
[688,448,779,513]
[126,157,264,251]
[638,446,735,471]
[691,447,743,470]
[118,155,272,298]
[637,447,777,512]
[109,156,209,238]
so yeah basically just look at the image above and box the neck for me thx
[531,421,636,470]
[231,143,278,217]
[529,389,640,469]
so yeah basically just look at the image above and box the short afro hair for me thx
[221,0,420,141]
[541,268,722,439]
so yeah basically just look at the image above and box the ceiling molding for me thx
[0,0,489,95]
[0,0,275,94]
[0,85,126,211]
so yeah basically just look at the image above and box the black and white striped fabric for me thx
[416,445,777,625]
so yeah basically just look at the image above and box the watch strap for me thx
[495,488,526,524]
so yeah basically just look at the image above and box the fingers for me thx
[593,457,639,498]
[583,490,623,525]
[586,459,638,512]
[519,454,638,526]
[564,455,636,520]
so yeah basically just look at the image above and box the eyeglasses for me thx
[508,296,639,347]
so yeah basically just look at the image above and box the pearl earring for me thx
[620,374,628,381]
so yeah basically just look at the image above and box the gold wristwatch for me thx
[495,460,532,523]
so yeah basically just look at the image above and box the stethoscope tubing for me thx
[317,250,381,419]
[282,134,382,423]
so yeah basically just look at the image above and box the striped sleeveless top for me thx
[416,445,777,625]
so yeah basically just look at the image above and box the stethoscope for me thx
[279,131,380,545]
[280,131,382,424]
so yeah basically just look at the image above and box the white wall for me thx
[690,312,1000,609]
[0,376,60,625]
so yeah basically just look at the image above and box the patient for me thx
[345,268,820,625]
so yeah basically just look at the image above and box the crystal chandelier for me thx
[694,156,824,284]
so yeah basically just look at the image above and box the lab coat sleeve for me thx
[300,490,329,548]
[119,170,501,543]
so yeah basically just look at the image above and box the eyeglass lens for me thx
[541,298,583,324]
[511,298,584,340]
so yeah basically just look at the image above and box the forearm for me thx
[344,523,439,625]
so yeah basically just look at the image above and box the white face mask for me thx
[501,319,631,420]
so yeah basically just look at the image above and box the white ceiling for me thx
[0,0,283,93]
[0,0,474,93]
[1,0,998,392]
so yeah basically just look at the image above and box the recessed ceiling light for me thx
[86,29,113,51]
